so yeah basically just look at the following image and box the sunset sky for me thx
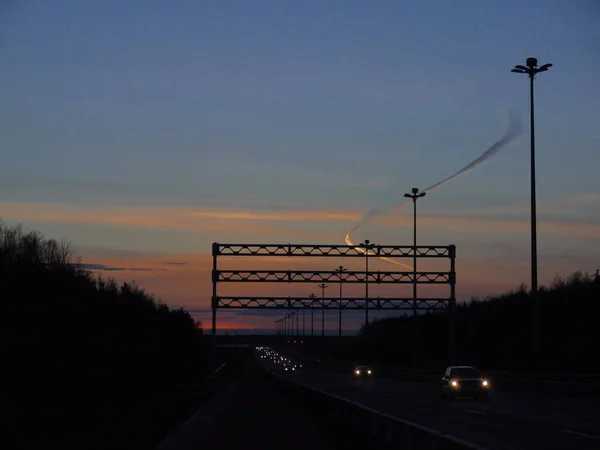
[1,1,599,332]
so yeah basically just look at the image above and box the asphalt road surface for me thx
[260,354,600,450]
[201,359,332,450]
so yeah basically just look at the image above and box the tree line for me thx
[1,222,209,449]
[326,270,600,372]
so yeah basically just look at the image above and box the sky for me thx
[1,0,599,333]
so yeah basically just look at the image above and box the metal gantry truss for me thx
[211,242,456,318]
[210,242,457,369]
[215,243,451,258]
[216,296,451,310]
[215,270,450,283]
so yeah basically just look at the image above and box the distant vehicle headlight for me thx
[451,380,459,387]
[367,370,372,374]
[355,370,360,375]
[482,379,489,387]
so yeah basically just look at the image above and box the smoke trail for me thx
[345,109,523,268]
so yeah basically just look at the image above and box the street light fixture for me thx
[404,187,426,316]
[336,266,347,337]
[511,57,552,358]
[360,240,376,327]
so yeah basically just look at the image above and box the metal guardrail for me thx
[262,366,485,450]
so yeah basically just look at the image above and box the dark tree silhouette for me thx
[319,268,600,373]
[0,221,209,450]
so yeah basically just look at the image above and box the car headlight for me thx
[355,370,360,375]
[367,370,372,374]
[451,380,459,387]
[482,379,489,387]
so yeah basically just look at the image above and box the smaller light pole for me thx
[302,305,306,336]
[404,188,426,316]
[336,266,347,337]
[318,283,328,337]
[309,293,317,337]
[360,239,376,326]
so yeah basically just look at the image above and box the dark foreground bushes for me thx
[0,222,210,449]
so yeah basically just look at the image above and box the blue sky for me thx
[1,0,599,331]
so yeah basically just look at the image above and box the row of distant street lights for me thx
[279,57,550,350]
[274,272,348,338]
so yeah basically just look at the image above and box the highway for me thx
[200,359,332,450]
[259,349,600,450]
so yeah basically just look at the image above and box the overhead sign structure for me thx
[212,243,455,315]
[209,243,457,366]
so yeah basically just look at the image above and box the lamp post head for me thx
[526,57,538,68]
[412,187,419,194]
[512,58,552,76]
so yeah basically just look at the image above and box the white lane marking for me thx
[560,429,600,440]
[464,409,486,415]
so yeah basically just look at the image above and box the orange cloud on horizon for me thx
[1,200,599,239]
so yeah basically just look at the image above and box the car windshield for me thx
[451,367,481,378]
[356,366,367,370]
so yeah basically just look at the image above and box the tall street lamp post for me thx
[511,57,552,359]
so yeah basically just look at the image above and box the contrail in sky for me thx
[345,109,523,269]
